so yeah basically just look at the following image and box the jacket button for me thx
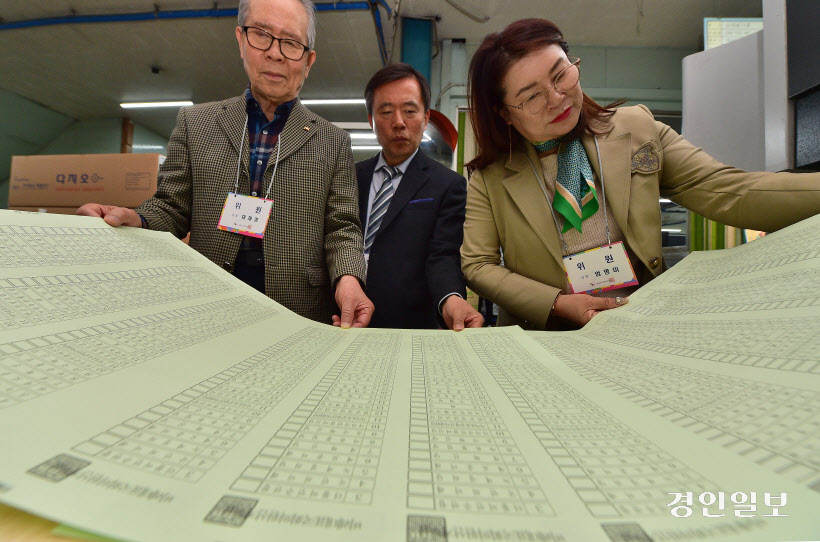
[649,257,660,269]
[222,261,233,272]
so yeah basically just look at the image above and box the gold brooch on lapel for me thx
[303,126,310,131]
[631,142,660,173]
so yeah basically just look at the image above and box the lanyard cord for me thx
[526,137,609,255]
[264,136,282,201]
[233,116,249,194]
[232,114,283,200]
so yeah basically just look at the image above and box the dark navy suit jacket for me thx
[357,150,468,328]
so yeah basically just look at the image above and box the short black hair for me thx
[364,63,432,115]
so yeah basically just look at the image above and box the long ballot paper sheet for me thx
[0,209,817,542]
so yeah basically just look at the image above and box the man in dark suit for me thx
[357,64,483,330]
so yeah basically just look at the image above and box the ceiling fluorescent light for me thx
[349,133,377,139]
[334,122,372,130]
[301,99,366,106]
[121,101,193,108]
[352,145,382,151]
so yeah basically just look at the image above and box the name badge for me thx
[217,192,273,238]
[563,241,639,294]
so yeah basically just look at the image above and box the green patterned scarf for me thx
[532,138,599,233]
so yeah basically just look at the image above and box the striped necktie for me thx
[364,164,400,253]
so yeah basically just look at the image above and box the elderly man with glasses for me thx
[78,0,373,327]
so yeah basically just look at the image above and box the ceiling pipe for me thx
[368,0,389,66]
[0,8,236,29]
[0,2,392,31]
[316,0,390,13]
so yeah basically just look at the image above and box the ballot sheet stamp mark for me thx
[600,522,652,542]
[407,515,448,542]
[27,454,90,482]
[204,495,258,527]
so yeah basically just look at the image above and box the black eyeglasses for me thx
[242,26,310,61]
[503,57,581,116]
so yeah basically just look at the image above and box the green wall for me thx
[38,118,123,155]
[133,124,168,155]
[0,90,75,208]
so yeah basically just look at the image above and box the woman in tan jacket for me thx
[462,18,820,330]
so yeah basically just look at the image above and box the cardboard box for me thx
[8,153,163,208]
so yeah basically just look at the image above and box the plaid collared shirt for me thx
[241,88,294,250]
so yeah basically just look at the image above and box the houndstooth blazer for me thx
[136,96,366,324]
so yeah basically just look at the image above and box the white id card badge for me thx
[563,241,639,294]
[217,192,273,238]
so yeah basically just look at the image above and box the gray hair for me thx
[237,0,316,49]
